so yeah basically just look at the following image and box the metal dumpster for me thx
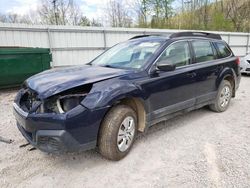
[0,47,51,88]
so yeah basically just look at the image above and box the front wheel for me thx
[209,80,232,112]
[98,105,137,161]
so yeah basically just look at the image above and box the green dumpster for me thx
[0,47,51,88]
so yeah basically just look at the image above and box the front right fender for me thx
[81,79,145,110]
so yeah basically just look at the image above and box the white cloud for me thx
[80,0,108,19]
[6,0,40,15]
[4,0,106,20]
[2,0,137,25]
[79,0,137,25]
[80,0,108,7]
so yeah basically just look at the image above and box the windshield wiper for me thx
[101,64,116,68]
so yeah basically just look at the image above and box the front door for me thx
[140,41,198,123]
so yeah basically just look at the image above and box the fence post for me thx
[227,33,231,45]
[103,29,107,50]
[47,27,54,68]
[246,34,250,55]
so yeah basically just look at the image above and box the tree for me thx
[0,0,249,32]
[79,16,91,26]
[130,0,150,27]
[38,0,71,25]
[148,0,174,28]
[0,14,7,23]
[162,0,174,19]
[224,0,250,31]
[38,0,103,26]
[91,19,103,27]
[106,0,132,27]
[0,13,33,24]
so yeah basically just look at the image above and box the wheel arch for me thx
[217,67,236,97]
[98,96,147,134]
[114,97,147,132]
[96,96,147,152]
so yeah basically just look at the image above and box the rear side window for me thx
[214,42,231,58]
[192,40,215,63]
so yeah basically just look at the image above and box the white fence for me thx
[0,23,249,67]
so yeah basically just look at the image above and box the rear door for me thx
[189,39,219,104]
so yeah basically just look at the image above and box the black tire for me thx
[98,105,137,161]
[209,80,232,112]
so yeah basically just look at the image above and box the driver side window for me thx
[157,41,191,68]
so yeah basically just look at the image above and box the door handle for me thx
[186,72,196,78]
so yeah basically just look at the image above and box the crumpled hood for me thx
[25,65,131,99]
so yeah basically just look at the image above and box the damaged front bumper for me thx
[13,90,108,153]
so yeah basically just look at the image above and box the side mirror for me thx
[156,61,176,72]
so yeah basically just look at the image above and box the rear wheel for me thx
[209,80,232,112]
[98,105,137,161]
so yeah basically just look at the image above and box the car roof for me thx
[130,32,222,42]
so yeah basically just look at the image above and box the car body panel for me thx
[81,71,148,110]
[240,54,250,74]
[139,67,197,121]
[13,34,241,154]
[25,65,133,99]
[13,91,109,151]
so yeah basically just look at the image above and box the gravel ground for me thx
[0,76,250,188]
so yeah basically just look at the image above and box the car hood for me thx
[25,65,132,99]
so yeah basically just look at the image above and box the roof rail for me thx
[129,35,152,40]
[170,32,222,40]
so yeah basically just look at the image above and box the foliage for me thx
[133,0,250,32]
[0,0,249,32]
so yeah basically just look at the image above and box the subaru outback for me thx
[13,32,241,160]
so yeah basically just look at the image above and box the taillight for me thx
[235,57,240,65]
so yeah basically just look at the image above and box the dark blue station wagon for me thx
[13,32,241,160]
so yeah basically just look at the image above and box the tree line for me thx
[0,0,249,32]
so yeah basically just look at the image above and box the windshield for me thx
[90,39,163,69]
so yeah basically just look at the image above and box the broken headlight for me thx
[56,94,86,113]
[39,94,87,114]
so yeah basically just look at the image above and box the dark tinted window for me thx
[192,40,215,63]
[157,41,191,67]
[215,42,231,58]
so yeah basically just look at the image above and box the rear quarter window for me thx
[214,42,232,58]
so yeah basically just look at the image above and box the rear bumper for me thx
[240,60,250,73]
[240,68,250,73]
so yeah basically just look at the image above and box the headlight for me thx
[39,94,87,114]
[56,94,86,113]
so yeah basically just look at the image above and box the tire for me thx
[209,80,233,112]
[98,105,138,161]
